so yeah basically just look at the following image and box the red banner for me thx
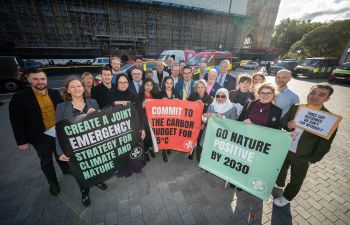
[145,99,204,153]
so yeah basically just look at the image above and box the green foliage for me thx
[271,19,323,55]
[289,20,350,59]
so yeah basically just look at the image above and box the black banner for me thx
[56,104,143,188]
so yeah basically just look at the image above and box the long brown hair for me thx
[63,76,87,101]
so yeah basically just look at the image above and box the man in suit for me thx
[216,60,236,91]
[152,61,169,89]
[128,56,145,80]
[192,63,208,81]
[9,69,70,196]
[175,66,195,100]
[274,83,337,207]
[170,65,181,88]
[207,69,223,97]
[129,68,143,94]
[111,56,122,84]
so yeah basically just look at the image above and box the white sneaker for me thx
[273,196,290,207]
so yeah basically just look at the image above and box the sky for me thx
[275,0,350,25]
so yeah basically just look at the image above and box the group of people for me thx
[9,56,337,211]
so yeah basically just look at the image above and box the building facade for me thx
[0,0,281,60]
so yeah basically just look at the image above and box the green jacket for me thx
[281,104,337,163]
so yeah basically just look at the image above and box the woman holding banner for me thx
[199,88,238,159]
[238,83,282,129]
[188,79,213,160]
[138,78,159,161]
[56,77,107,207]
[112,73,146,177]
[236,83,282,221]
[157,76,179,162]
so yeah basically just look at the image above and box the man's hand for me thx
[59,154,70,162]
[202,113,212,118]
[87,108,96,114]
[114,101,129,105]
[308,161,312,166]
[287,121,297,129]
[18,144,30,152]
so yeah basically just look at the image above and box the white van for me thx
[92,57,110,65]
[158,50,195,63]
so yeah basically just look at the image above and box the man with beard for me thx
[274,69,300,117]
[9,69,70,196]
[91,65,117,108]
[110,56,122,84]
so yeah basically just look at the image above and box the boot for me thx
[162,151,168,162]
[196,146,202,161]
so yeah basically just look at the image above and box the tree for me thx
[271,19,323,56]
[289,20,350,59]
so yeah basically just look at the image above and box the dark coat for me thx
[221,73,237,92]
[192,72,208,81]
[238,100,282,129]
[209,82,224,97]
[9,88,63,145]
[188,92,213,113]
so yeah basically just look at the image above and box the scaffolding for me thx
[0,0,279,59]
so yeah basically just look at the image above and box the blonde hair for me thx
[257,83,276,100]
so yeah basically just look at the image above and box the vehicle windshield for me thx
[187,56,207,66]
[339,63,350,70]
[276,61,289,67]
[158,55,167,61]
[300,59,321,66]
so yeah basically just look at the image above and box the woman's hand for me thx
[216,113,223,117]
[87,108,96,114]
[114,101,129,105]
[243,119,252,124]
[202,113,212,118]
[200,124,205,130]
[287,121,297,129]
[142,100,146,108]
[59,154,70,161]
[140,130,146,140]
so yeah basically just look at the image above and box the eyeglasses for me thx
[216,95,226,99]
[259,92,273,96]
[118,81,128,84]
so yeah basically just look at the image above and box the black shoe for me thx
[96,182,107,190]
[49,182,61,196]
[81,189,90,207]
[188,154,193,160]
[167,150,171,155]
[162,151,168,162]
[229,183,236,189]
[149,149,155,158]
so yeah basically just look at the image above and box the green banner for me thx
[199,117,292,201]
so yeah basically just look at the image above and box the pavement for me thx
[0,74,349,225]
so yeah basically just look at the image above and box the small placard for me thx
[293,105,342,140]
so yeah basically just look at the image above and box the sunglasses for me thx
[216,95,226,99]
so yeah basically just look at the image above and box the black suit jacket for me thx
[9,88,63,145]
[221,73,237,91]
[209,82,223,97]
[238,100,282,129]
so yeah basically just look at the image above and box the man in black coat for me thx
[216,60,237,92]
[9,69,70,196]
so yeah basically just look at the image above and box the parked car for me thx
[293,57,339,79]
[269,60,299,76]
[92,57,110,65]
[23,60,43,70]
[244,61,259,70]
[239,60,252,67]
[0,56,27,92]
[328,62,350,82]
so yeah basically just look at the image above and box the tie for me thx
[217,74,224,85]
[182,82,189,100]
[137,82,141,93]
